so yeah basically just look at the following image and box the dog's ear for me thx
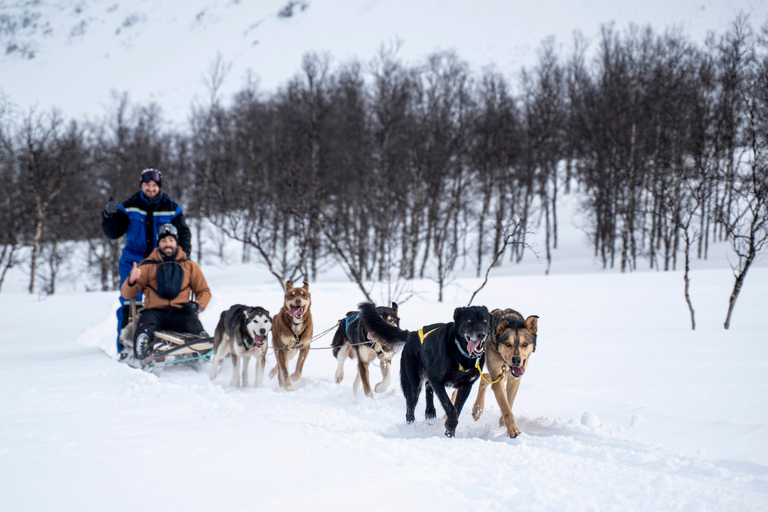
[301,280,309,290]
[524,315,539,336]
[285,280,293,291]
[496,320,510,336]
[391,302,398,313]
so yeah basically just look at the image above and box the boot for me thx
[136,333,151,359]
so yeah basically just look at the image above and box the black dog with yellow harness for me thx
[359,302,492,437]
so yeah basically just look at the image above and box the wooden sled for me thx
[122,299,213,374]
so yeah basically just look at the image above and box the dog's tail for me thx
[358,302,409,346]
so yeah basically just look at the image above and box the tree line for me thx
[0,16,766,329]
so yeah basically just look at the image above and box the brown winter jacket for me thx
[121,247,211,312]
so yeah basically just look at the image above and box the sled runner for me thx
[119,298,213,374]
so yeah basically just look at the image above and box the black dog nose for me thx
[260,328,267,335]
[511,357,521,366]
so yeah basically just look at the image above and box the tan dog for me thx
[471,308,538,438]
[269,280,313,391]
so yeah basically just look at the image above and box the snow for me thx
[1,210,768,510]
[2,1,767,125]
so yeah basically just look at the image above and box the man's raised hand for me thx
[104,197,119,217]
[128,262,141,285]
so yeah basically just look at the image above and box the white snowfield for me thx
[1,253,767,511]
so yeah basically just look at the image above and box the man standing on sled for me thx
[101,168,192,354]
[122,224,211,360]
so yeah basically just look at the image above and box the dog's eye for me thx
[467,319,472,324]
[504,342,512,348]
[522,342,529,348]
[482,318,487,323]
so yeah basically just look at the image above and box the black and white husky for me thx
[209,305,272,387]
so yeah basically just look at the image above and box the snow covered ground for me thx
[1,218,767,511]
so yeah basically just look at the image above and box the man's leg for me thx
[134,309,167,359]
[171,310,206,337]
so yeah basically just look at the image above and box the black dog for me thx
[331,304,400,397]
[359,302,491,437]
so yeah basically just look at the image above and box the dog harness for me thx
[418,327,438,344]
[419,326,483,375]
[288,324,311,350]
[345,313,360,330]
[477,362,506,384]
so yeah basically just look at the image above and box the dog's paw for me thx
[425,407,437,420]
[335,370,344,384]
[472,405,484,421]
[501,415,521,438]
[374,381,389,393]
[269,366,278,379]
[209,367,218,381]
[290,371,302,382]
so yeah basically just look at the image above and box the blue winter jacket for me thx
[101,191,192,261]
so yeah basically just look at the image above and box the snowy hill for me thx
[2,0,768,124]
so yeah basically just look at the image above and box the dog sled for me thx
[119,299,214,374]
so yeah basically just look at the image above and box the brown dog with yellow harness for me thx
[470,308,538,438]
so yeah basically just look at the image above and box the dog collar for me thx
[454,337,482,359]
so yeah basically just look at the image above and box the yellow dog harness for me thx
[418,327,438,344]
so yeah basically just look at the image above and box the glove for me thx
[104,197,119,217]
[181,302,201,316]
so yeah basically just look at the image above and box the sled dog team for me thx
[208,279,539,438]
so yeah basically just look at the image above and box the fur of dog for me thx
[269,280,313,391]
[359,302,491,437]
[331,303,400,397]
[470,308,538,438]
[209,305,272,387]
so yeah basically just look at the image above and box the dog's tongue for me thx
[511,365,525,378]
[288,306,303,317]
[367,331,375,341]
[254,335,264,344]
[467,338,482,355]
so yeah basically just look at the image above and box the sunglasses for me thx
[140,169,162,184]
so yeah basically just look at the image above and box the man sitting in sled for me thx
[122,224,212,360]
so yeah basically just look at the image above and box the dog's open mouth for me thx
[510,364,525,378]
[253,334,265,347]
[465,334,485,356]
[288,305,305,318]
